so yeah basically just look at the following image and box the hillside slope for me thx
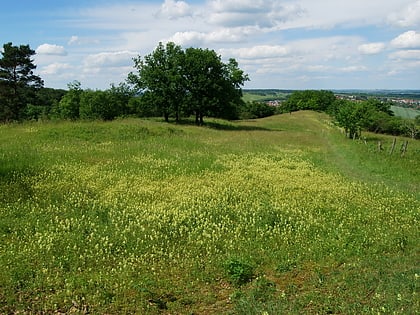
[0,112,418,314]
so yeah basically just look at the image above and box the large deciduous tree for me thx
[128,42,248,124]
[0,42,43,121]
[128,42,185,122]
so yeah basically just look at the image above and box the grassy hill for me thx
[391,105,420,119]
[0,112,419,314]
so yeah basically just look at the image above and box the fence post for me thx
[389,138,396,155]
[400,141,408,157]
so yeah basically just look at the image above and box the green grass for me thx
[391,105,420,119]
[0,113,419,314]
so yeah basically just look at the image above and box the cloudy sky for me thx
[1,0,420,90]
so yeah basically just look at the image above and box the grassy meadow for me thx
[390,105,420,120]
[0,112,419,314]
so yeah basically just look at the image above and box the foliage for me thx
[0,112,418,314]
[223,257,256,286]
[0,42,43,121]
[240,101,276,119]
[333,99,419,139]
[57,81,136,121]
[128,42,185,122]
[56,81,82,120]
[333,100,365,138]
[128,42,248,124]
[283,90,336,113]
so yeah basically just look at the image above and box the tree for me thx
[107,82,136,117]
[334,100,364,139]
[240,101,275,119]
[365,98,394,116]
[216,58,249,120]
[183,48,249,124]
[283,90,335,113]
[57,81,82,120]
[128,42,248,124]
[128,42,185,122]
[183,47,224,125]
[0,42,43,121]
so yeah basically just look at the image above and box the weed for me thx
[223,257,256,287]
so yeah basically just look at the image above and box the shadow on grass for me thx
[0,167,37,203]
[174,119,277,131]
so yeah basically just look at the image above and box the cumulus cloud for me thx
[220,45,288,59]
[83,51,138,68]
[168,28,249,46]
[207,0,303,28]
[36,44,67,56]
[358,42,386,55]
[391,30,420,48]
[39,63,72,75]
[158,0,192,19]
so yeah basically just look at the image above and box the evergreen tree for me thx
[0,42,43,121]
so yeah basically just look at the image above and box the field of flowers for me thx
[0,112,419,314]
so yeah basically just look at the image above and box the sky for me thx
[1,0,420,90]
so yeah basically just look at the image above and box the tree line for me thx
[0,41,418,138]
[0,42,250,124]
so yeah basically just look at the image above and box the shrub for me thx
[223,257,256,286]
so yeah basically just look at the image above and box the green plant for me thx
[223,257,256,286]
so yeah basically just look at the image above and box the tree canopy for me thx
[128,42,248,124]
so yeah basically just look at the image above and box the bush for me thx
[240,101,276,119]
[223,257,256,286]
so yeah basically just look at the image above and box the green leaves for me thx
[0,42,43,121]
[128,42,248,124]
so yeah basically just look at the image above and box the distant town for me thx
[334,90,420,110]
[243,89,420,111]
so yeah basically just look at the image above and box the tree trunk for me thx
[195,111,199,125]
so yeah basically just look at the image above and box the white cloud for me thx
[220,45,288,59]
[389,50,420,60]
[207,0,303,28]
[36,44,67,56]
[39,63,72,75]
[168,28,250,46]
[83,51,138,68]
[158,0,192,19]
[388,0,420,27]
[306,65,331,72]
[339,65,368,72]
[391,30,420,48]
[68,36,79,45]
[358,42,386,55]
[67,35,101,46]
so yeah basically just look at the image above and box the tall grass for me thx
[0,113,419,314]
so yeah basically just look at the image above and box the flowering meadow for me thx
[0,112,419,314]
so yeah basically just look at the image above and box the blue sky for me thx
[1,0,420,90]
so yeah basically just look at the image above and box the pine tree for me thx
[0,42,43,121]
